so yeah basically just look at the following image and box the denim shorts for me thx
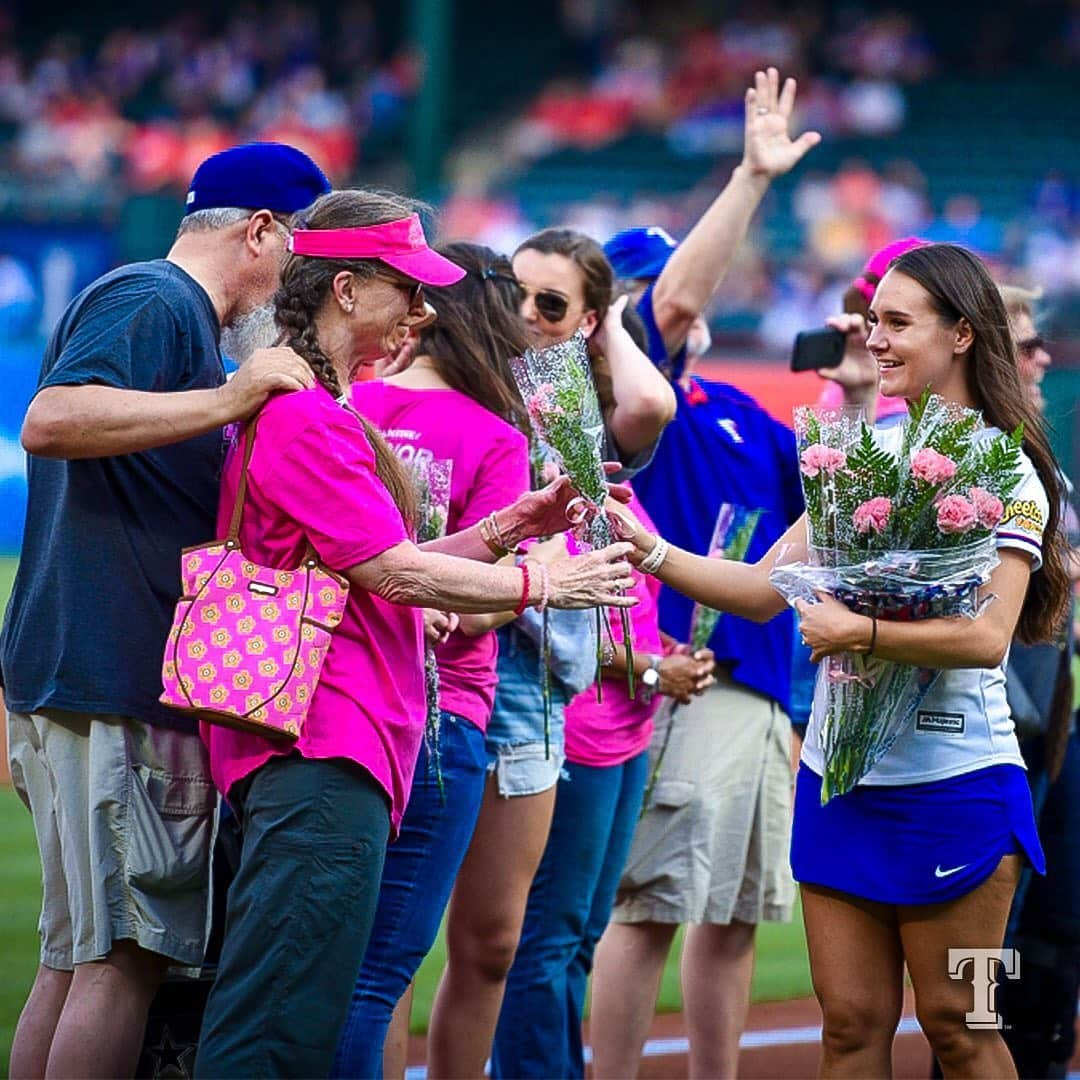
[485,628,565,798]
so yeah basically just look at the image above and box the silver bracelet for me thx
[639,535,669,575]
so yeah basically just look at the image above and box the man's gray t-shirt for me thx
[0,260,225,732]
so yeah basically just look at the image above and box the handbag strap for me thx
[227,413,261,543]
[224,408,320,567]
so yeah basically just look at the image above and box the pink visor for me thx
[851,237,930,304]
[288,213,466,287]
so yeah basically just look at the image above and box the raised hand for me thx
[742,67,821,180]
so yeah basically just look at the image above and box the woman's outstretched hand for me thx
[507,468,633,545]
[547,543,638,609]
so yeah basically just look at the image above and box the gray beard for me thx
[220,303,278,364]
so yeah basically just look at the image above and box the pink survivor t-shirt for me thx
[352,381,530,732]
[202,384,425,836]
[564,494,663,768]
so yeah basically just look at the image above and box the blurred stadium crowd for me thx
[0,1,1078,355]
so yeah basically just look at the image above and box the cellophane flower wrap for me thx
[769,391,1024,803]
[641,503,762,813]
[410,457,453,788]
[509,331,634,698]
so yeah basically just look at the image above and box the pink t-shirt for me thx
[564,495,663,768]
[202,384,425,836]
[352,381,530,732]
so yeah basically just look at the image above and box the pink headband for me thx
[852,237,930,303]
[287,213,466,287]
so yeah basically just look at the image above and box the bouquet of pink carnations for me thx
[770,390,1024,802]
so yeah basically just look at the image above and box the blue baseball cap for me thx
[603,226,678,281]
[184,142,331,216]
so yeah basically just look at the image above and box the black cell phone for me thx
[791,327,846,372]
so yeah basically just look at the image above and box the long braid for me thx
[275,273,417,526]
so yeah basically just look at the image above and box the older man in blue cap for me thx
[589,69,820,1079]
[1,142,329,1079]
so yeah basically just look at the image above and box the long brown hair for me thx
[514,228,614,322]
[891,243,1069,643]
[275,189,418,523]
[416,242,531,433]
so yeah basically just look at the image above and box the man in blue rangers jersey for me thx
[588,67,819,1080]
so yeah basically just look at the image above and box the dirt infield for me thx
[401,992,936,1078]
[404,988,1080,1078]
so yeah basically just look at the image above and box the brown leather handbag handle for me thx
[227,414,261,543]
[225,412,319,566]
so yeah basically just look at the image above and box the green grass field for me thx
[0,551,813,1067]
[0,785,811,1071]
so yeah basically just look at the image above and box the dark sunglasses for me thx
[1016,335,1046,358]
[376,272,423,307]
[480,269,569,322]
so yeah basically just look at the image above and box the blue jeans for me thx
[333,713,488,1078]
[195,754,389,1079]
[490,751,650,1079]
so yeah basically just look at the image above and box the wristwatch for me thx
[640,654,663,703]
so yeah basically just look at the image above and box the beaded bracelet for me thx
[514,561,532,616]
[536,562,551,612]
[480,512,514,559]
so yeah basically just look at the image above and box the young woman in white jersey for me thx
[611,243,1070,1079]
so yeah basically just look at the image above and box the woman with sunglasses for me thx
[331,243,539,1078]
[512,227,677,475]
[194,191,638,1078]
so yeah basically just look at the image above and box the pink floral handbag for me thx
[160,416,348,741]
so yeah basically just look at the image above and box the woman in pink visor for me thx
[195,190,637,1079]
[819,237,929,425]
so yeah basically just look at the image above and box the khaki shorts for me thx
[8,710,216,970]
[612,673,796,925]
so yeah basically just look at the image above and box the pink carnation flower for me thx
[936,494,978,535]
[800,443,847,478]
[911,448,958,485]
[968,486,1004,529]
[852,496,892,535]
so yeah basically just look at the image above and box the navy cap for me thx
[184,142,331,216]
[603,226,678,282]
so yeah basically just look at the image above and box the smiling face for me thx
[866,269,975,405]
[511,248,598,347]
[314,269,431,382]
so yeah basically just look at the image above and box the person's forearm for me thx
[605,335,676,457]
[350,546,534,614]
[458,610,517,636]
[602,640,647,676]
[651,165,770,350]
[654,545,786,622]
[421,503,537,562]
[832,610,1009,670]
[21,384,236,459]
